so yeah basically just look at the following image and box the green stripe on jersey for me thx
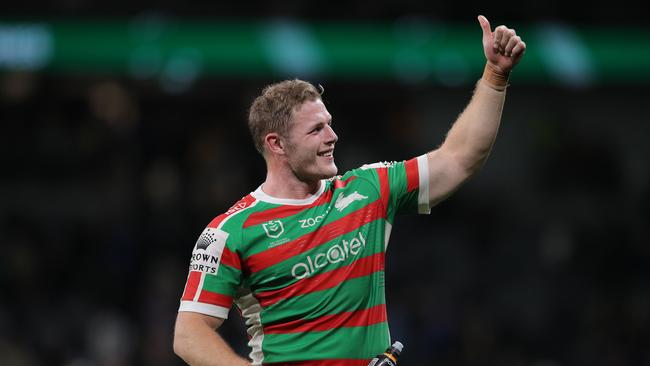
[260,271,386,326]
[261,322,389,363]
[202,265,241,296]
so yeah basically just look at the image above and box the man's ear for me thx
[264,132,286,155]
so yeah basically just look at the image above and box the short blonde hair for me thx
[248,79,322,154]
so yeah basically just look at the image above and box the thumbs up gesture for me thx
[477,15,526,74]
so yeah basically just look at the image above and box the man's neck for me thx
[262,168,322,200]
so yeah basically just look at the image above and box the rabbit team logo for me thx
[263,220,284,239]
[334,191,368,212]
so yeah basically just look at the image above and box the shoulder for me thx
[327,162,396,193]
[206,194,259,232]
[359,161,400,170]
[334,161,403,182]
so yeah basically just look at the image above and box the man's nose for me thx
[325,124,338,144]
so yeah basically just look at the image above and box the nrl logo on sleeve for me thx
[262,220,284,238]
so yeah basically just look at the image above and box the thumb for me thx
[477,15,492,40]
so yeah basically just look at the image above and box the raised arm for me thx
[174,312,251,366]
[426,15,526,206]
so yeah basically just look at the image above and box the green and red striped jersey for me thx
[179,155,431,365]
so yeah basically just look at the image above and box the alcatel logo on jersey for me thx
[263,220,284,238]
[291,232,367,279]
[334,191,368,212]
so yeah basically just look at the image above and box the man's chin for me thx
[315,165,338,180]
[324,163,338,178]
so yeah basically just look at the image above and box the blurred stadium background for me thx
[1,2,649,365]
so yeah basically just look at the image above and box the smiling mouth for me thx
[317,150,334,158]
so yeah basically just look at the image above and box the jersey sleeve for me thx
[178,222,243,319]
[359,154,431,219]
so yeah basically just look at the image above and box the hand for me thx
[477,15,526,74]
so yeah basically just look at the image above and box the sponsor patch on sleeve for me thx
[189,228,229,275]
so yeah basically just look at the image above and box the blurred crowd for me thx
[0,67,649,366]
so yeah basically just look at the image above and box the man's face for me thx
[284,99,338,182]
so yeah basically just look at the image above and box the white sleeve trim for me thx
[416,154,431,214]
[178,301,230,319]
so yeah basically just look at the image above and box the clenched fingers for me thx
[504,35,522,57]
[493,25,517,54]
[510,41,526,58]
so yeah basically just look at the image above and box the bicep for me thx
[176,311,225,334]
[426,148,472,206]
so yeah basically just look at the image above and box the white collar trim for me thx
[251,180,326,205]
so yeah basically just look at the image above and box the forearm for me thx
[438,64,508,175]
[174,314,251,366]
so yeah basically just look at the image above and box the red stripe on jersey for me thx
[243,177,356,229]
[207,194,257,229]
[181,271,202,301]
[376,168,390,212]
[255,252,384,307]
[243,193,330,229]
[264,360,368,366]
[405,158,419,192]
[244,200,385,274]
[220,246,241,271]
[197,289,233,308]
[264,304,387,334]
[332,175,356,190]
